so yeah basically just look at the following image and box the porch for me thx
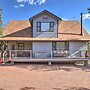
[3,50,90,63]
[1,41,90,64]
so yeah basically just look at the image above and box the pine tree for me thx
[0,6,2,37]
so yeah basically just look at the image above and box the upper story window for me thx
[37,22,54,32]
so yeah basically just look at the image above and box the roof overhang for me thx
[0,37,89,42]
[29,10,62,21]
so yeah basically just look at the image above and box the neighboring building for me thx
[0,10,90,62]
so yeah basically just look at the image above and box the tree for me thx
[0,6,2,37]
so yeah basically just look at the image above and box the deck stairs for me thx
[68,41,90,58]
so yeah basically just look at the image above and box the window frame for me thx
[11,45,15,50]
[0,45,1,50]
[18,43,25,50]
[52,42,69,50]
[36,22,54,32]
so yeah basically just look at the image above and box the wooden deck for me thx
[7,57,89,62]
[3,50,90,63]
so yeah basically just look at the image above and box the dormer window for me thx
[41,22,49,32]
[37,22,54,32]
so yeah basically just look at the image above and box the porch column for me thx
[9,50,11,59]
[2,51,6,64]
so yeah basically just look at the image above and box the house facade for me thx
[0,10,90,62]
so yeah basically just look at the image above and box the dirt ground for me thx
[0,63,90,90]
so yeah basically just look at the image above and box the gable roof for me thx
[1,9,90,41]
[3,20,31,37]
[1,20,90,41]
[29,10,62,21]
[58,20,82,35]
[58,20,90,41]
[58,20,90,35]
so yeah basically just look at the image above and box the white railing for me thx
[68,42,90,58]
[4,50,89,60]
[2,49,90,63]
[9,50,52,59]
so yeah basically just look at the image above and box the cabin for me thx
[0,10,90,64]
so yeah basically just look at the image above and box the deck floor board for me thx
[6,58,89,62]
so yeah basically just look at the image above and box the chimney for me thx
[80,13,83,35]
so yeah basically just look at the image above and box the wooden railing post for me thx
[51,50,52,58]
[30,50,32,59]
[15,50,17,58]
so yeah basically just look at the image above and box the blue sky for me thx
[0,0,90,33]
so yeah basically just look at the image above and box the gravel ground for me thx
[0,63,90,90]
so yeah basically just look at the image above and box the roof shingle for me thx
[3,20,31,36]
[1,20,90,41]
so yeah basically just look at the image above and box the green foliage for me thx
[88,43,90,50]
[0,41,8,58]
[0,27,2,37]
[0,7,2,37]
[0,41,7,50]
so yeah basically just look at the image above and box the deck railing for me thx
[5,50,90,59]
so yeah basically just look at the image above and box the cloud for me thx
[19,4,25,7]
[83,13,90,20]
[14,5,19,8]
[61,18,68,20]
[14,4,25,8]
[37,0,46,5]
[14,0,46,8]
[16,0,46,5]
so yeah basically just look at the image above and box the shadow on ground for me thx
[53,86,90,90]
[0,89,3,90]
[20,86,35,90]
[14,62,90,72]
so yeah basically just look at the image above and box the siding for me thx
[33,14,58,38]
[33,42,52,58]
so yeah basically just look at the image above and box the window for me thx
[41,23,49,32]
[11,45,15,50]
[37,22,54,32]
[0,46,1,50]
[18,43,25,50]
[52,42,69,50]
